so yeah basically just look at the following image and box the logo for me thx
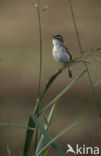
[66,144,99,155]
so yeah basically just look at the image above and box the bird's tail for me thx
[68,67,72,78]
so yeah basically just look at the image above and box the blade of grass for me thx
[31,114,64,156]
[35,102,57,155]
[35,2,43,96]
[23,67,86,156]
[23,105,50,156]
[0,122,34,131]
[23,116,36,156]
[34,127,39,156]
[40,69,87,113]
[23,69,63,156]
[32,69,65,155]
[37,114,89,155]
[40,105,49,126]
[34,69,63,115]
[43,147,50,156]
[23,2,43,155]
[7,144,11,156]
[39,70,62,100]
[68,0,101,116]
[35,2,43,152]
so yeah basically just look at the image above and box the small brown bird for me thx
[52,34,72,78]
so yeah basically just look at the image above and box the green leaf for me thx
[36,3,43,97]
[35,103,57,154]
[31,114,64,156]
[38,114,89,155]
[40,105,49,126]
[23,116,36,156]
[34,3,43,154]
[0,122,34,131]
[39,69,62,100]
[23,69,87,156]
[40,69,87,113]
[34,69,63,116]
[43,147,50,156]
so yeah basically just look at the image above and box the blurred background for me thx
[0,0,101,155]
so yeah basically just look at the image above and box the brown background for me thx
[0,0,101,155]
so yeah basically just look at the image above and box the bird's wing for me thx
[63,45,72,60]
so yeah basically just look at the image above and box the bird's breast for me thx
[52,47,70,64]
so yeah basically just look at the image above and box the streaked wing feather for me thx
[63,45,72,60]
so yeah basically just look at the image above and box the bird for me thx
[52,34,72,78]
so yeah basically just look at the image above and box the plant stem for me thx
[68,0,101,116]
[36,2,42,97]
[34,1,43,154]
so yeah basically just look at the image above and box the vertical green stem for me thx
[68,0,101,116]
[34,1,43,154]
[37,3,42,96]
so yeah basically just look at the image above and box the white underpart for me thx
[52,39,70,64]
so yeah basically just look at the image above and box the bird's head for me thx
[52,34,64,46]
